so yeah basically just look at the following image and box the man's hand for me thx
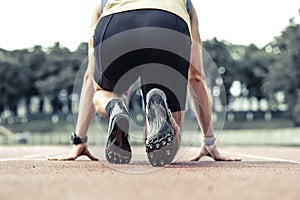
[189,144,242,162]
[48,144,98,161]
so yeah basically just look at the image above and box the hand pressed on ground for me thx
[189,144,242,162]
[48,144,98,161]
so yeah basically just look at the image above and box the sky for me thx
[0,0,299,51]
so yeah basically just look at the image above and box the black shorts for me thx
[93,9,191,112]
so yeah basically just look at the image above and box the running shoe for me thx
[105,100,132,164]
[145,89,175,167]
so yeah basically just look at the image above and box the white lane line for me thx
[221,151,300,165]
[0,147,71,162]
[0,154,46,162]
[189,147,300,164]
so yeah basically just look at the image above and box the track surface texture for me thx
[0,146,299,200]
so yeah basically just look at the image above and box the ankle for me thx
[105,98,128,117]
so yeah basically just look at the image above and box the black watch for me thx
[71,133,88,144]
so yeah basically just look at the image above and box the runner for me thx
[48,0,241,166]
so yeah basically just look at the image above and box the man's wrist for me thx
[71,133,88,144]
[203,136,216,146]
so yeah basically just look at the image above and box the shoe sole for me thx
[105,114,132,164]
[146,129,175,167]
[145,89,175,167]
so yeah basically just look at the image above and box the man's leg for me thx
[144,88,183,167]
[93,85,132,164]
[93,86,120,117]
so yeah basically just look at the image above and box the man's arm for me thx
[75,3,102,138]
[188,3,241,161]
[48,4,102,161]
[188,3,214,139]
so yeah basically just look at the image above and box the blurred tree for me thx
[34,42,73,113]
[69,42,88,110]
[240,44,277,100]
[203,38,237,106]
[0,49,30,114]
[203,38,278,111]
[23,45,46,114]
[263,21,300,125]
[203,38,252,106]
[0,42,89,115]
[35,42,87,113]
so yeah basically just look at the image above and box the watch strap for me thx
[71,133,87,144]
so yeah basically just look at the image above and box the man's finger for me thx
[81,147,98,161]
[82,149,99,161]
[234,157,242,161]
[58,156,76,161]
[189,154,201,161]
[222,156,242,161]
[212,155,242,161]
[189,150,207,161]
[47,155,75,161]
[87,154,99,161]
[85,150,99,161]
[47,156,59,161]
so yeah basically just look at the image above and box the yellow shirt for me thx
[100,0,191,34]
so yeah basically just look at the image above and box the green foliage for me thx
[0,42,88,114]
[203,38,239,104]
[203,39,270,103]
[263,22,300,125]
[0,11,299,126]
[0,49,30,112]
[240,44,278,99]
